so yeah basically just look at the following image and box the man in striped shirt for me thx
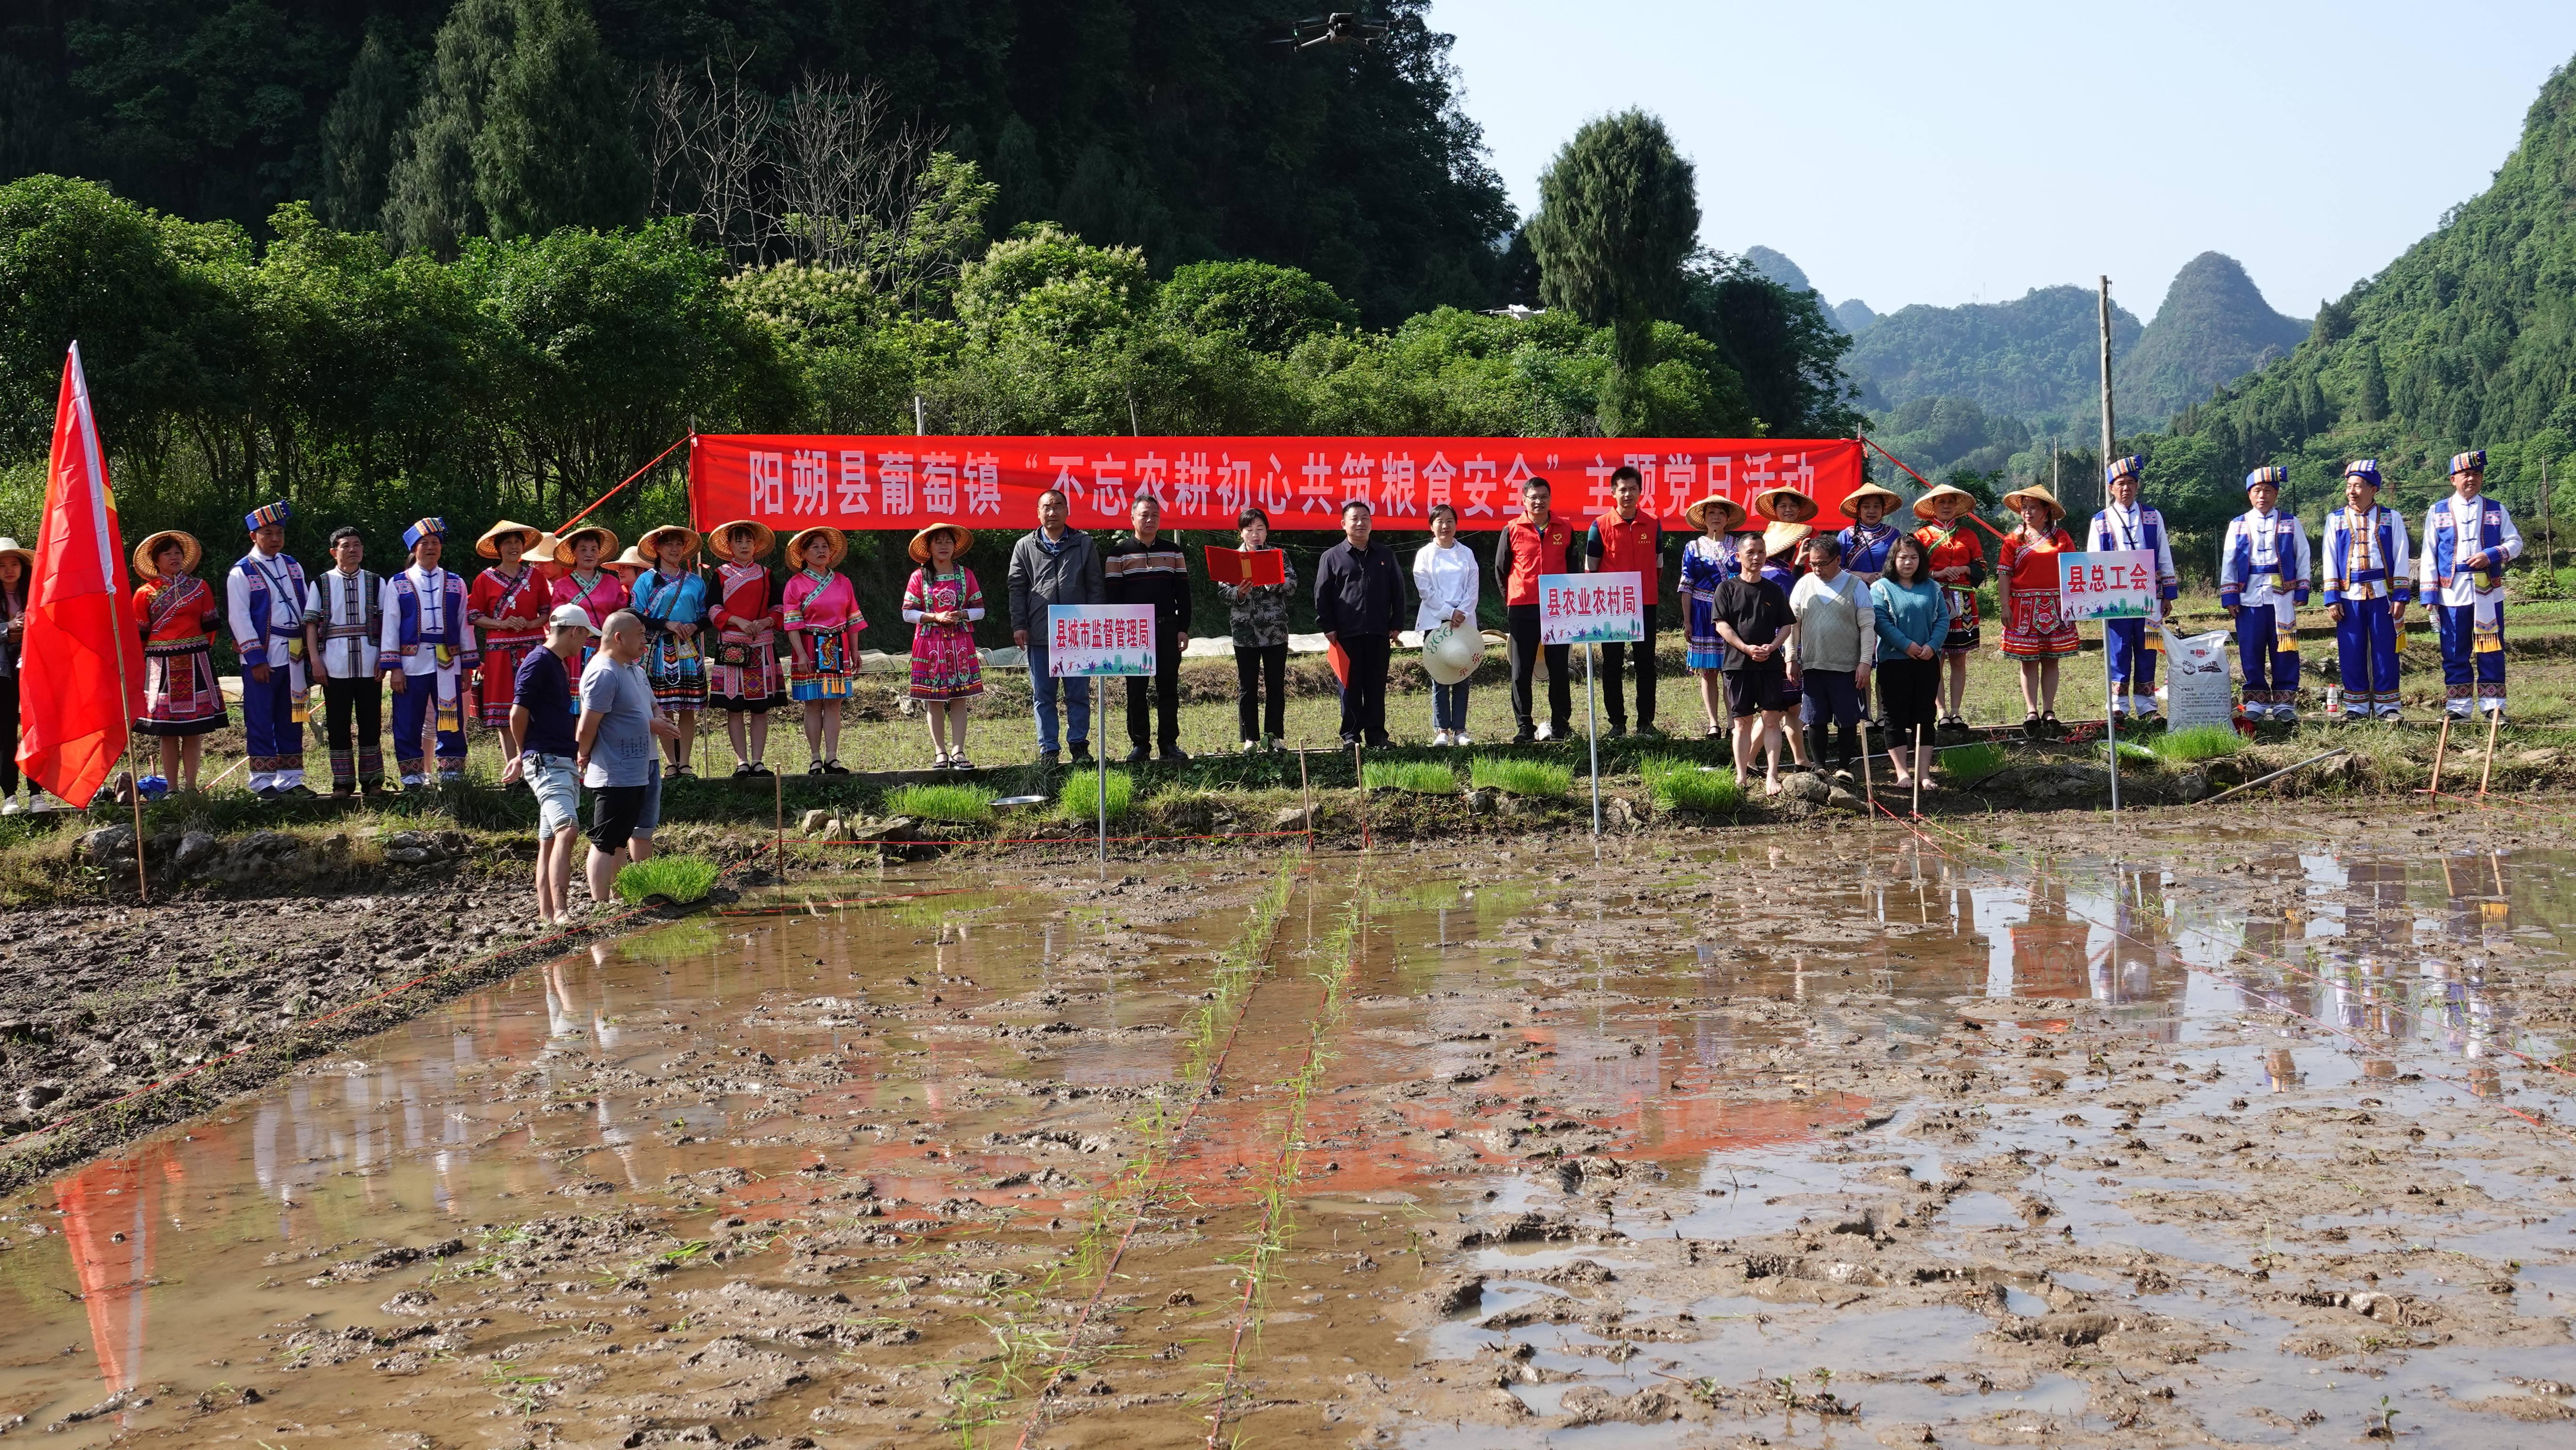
[1104,493,1193,761]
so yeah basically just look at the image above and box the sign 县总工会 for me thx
[2056,550,2158,621]
[1538,572,1644,645]
[1045,604,1158,677]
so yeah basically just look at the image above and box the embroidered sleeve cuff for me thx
[2219,589,2243,609]
[2293,586,2311,605]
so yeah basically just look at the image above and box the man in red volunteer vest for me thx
[1493,475,1576,742]
[1583,464,1664,737]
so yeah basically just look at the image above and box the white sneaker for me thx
[1431,730,1452,747]
[1454,733,1473,747]
[1534,723,1556,741]
[1240,739,1261,754]
[0,798,19,816]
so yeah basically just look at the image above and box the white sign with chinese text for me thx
[2056,550,2157,621]
[1045,604,1159,677]
[1538,572,1645,645]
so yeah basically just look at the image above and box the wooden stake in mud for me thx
[122,736,148,903]
[2479,704,2503,798]
[1858,717,1877,831]
[1297,737,1312,851]
[773,765,784,883]
[1912,737,1924,819]
[2428,713,2452,796]
[1353,739,1368,851]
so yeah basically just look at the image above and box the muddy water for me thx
[0,823,2571,1447]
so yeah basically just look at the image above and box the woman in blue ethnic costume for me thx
[1678,491,1749,738]
[630,523,709,777]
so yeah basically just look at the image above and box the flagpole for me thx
[64,344,146,902]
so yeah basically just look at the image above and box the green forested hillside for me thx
[2159,55,2576,539]
[1845,285,2142,420]
[0,0,1513,324]
[2115,251,2307,423]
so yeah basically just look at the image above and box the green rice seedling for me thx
[2114,741,2158,767]
[613,855,720,905]
[1469,756,1572,797]
[1940,741,2008,783]
[1643,763,1746,814]
[884,782,994,825]
[1056,769,1135,823]
[1362,759,1461,794]
[2149,723,2244,764]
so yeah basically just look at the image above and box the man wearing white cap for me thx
[2419,449,2521,719]
[500,604,597,925]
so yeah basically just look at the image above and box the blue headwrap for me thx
[402,517,448,550]
[2246,466,2288,491]
[244,500,290,533]
[2343,459,2383,487]
[2450,449,2487,475]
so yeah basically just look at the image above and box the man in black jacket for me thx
[1314,499,1404,748]
[1103,493,1192,761]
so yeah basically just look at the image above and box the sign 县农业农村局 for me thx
[1045,604,1159,677]
[1538,572,1644,645]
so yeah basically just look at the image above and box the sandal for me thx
[950,754,974,771]
[2041,711,2063,737]
[732,762,754,778]
[930,752,952,770]
[808,761,825,775]
[2021,713,2042,739]
[823,761,851,775]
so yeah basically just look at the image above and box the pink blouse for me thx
[781,569,863,639]
[551,569,627,628]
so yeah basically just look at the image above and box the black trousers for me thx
[1125,625,1182,752]
[0,676,16,796]
[1505,603,1571,733]
[1336,634,1391,745]
[321,675,385,790]
[1236,642,1287,742]
[1600,625,1658,728]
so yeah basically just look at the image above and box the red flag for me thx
[19,343,145,808]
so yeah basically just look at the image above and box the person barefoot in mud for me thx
[1872,534,1949,790]
[1911,483,1987,730]
[577,612,678,908]
[502,604,596,925]
[1713,530,1796,794]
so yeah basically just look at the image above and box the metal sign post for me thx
[1538,570,1642,840]
[2058,549,2155,830]
[1044,603,1159,876]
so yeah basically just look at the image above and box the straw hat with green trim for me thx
[710,518,775,560]
[475,519,545,559]
[1911,483,1977,521]
[1837,482,1904,522]
[637,523,701,561]
[1683,493,1748,532]
[1750,485,1819,524]
[132,529,201,580]
[553,524,619,566]
[786,526,848,570]
[1999,484,2065,523]
[907,521,974,566]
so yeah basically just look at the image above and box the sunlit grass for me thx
[1940,742,2008,783]
[883,782,994,825]
[1470,756,1571,797]
[1639,755,1746,813]
[615,854,719,905]
[1362,760,1461,794]
[1057,769,1135,823]
[2149,724,2245,764]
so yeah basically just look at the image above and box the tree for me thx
[382,0,514,257]
[1157,260,1358,354]
[1679,249,1860,437]
[1524,110,1699,435]
[319,23,414,234]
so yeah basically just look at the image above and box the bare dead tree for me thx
[645,54,774,262]
[771,72,945,273]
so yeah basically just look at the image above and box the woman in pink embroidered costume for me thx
[468,519,551,758]
[549,525,626,662]
[129,530,225,793]
[781,527,863,774]
[706,519,785,777]
[903,522,986,769]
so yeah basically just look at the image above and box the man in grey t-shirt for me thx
[577,611,677,905]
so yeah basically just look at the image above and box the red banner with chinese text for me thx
[687,435,1864,535]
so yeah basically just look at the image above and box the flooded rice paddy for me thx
[3,813,2575,1448]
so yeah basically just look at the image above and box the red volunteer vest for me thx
[1591,509,1662,599]
[1503,515,1574,607]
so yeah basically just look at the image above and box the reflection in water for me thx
[9,838,2576,1438]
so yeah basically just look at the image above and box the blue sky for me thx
[1431,0,2576,322]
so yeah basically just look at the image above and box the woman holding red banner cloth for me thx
[902,522,986,769]
[1217,507,1297,753]
[1997,484,2079,738]
[782,526,863,773]
[707,520,785,775]
[1413,503,1479,746]
[129,530,225,794]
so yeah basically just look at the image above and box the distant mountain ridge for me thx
[2116,251,2308,423]
[1844,284,2142,420]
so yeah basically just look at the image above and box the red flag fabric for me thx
[688,435,1866,534]
[18,343,145,808]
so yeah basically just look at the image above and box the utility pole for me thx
[2097,277,2117,510]
[2098,276,2120,822]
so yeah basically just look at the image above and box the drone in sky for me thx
[1266,11,1390,50]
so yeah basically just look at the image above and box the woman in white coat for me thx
[1412,503,1481,744]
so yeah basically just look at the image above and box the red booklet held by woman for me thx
[1204,546,1285,588]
